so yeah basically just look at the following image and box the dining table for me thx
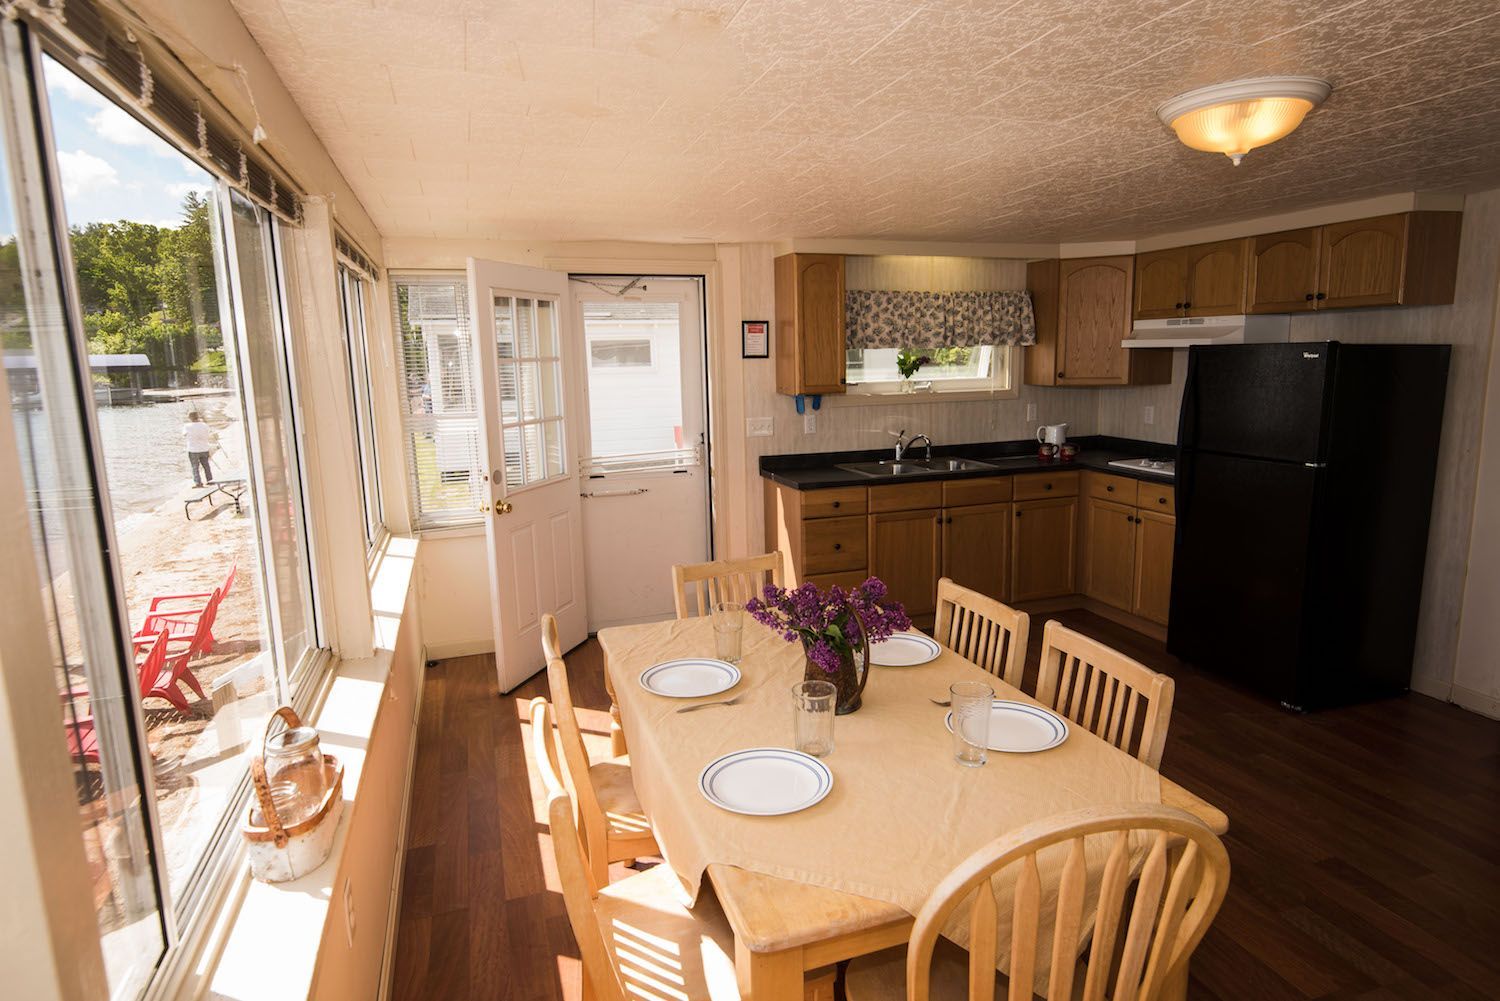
[597,616,1229,1001]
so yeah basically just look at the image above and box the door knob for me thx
[494,499,513,515]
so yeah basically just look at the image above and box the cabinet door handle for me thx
[1158,497,1167,504]
[1056,371,1065,378]
[1173,302,1182,309]
[1315,292,1326,301]
[1015,510,1023,518]
[1106,484,1114,492]
[1182,301,1192,309]
[1044,483,1053,490]
[831,500,840,509]
[833,543,842,551]
[1305,293,1315,301]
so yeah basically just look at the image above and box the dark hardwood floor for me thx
[388,609,1500,1001]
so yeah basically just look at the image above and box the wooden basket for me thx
[242,706,345,883]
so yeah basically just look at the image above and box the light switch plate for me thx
[803,410,817,434]
[1144,405,1155,425]
[1025,403,1037,421]
[746,417,773,437]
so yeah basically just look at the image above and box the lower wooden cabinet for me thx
[1132,510,1176,625]
[1082,497,1137,610]
[942,501,1011,601]
[1010,496,1078,601]
[867,507,942,623]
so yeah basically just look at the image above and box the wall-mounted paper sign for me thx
[742,320,769,359]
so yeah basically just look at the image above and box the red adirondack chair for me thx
[66,630,173,763]
[136,563,236,653]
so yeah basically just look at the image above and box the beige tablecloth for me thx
[601,617,1162,955]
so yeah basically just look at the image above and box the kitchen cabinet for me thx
[1082,497,1137,610]
[942,502,1011,601]
[1133,239,1248,319]
[1320,212,1461,309]
[1010,473,1080,601]
[1248,227,1322,313]
[774,252,846,396]
[1133,510,1176,625]
[1025,257,1170,388]
[869,508,942,623]
[1079,472,1176,625]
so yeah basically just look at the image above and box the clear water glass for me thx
[950,681,994,767]
[792,680,837,757]
[713,601,744,663]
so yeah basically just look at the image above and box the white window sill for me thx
[823,386,1021,407]
[171,536,421,1001]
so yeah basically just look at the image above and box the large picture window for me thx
[337,263,383,550]
[0,45,325,998]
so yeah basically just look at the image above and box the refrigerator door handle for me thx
[1304,462,1327,468]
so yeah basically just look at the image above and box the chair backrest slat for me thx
[906,806,1229,1001]
[1037,621,1175,769]
[933,579,1031,692]
[672,552,784,619]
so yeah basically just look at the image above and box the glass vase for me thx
[801,616,869,715]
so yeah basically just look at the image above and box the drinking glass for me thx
[792,680,837,757]
[950,681,994,767]
[712,601,744,664]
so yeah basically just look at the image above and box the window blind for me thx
[21,0,304,222]
[390,273,484,530]
[335,231,377,282]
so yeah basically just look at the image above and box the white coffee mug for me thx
[1036,423,1069,446]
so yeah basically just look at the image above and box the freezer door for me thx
[1179,343,1336,463]
[1168,450,1321,703]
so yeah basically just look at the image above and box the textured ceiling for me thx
[228,0,1500,244]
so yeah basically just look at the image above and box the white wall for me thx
[1095,187,1500,707]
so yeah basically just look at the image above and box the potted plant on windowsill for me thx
[896,349,931,393]
[746,578,911,715]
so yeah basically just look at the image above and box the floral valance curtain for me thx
[845,290,1036,349]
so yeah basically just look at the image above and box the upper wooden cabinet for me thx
[1245,211,1463,314]
[1025,256,1170,387]
[1133,239,1248,319]
[1248,227,1322,313]
[774,253,846,396]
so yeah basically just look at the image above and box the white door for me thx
[468,258,588,692]
[571,276,710,628]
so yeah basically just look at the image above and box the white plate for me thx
[698,748,834,816]
[639,658,741,698]
[869,631,941,667]
[944,700,1069,753]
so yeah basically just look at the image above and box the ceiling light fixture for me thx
[1158,76,1331,166]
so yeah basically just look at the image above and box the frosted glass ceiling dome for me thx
[1158,77,1332,166]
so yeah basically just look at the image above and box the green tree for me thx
[69,219,167,319]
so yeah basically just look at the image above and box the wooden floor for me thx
[388,609,1500,1001]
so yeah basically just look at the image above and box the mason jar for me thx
[262,724,328,827]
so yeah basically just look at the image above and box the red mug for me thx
[1036,443,1059,461]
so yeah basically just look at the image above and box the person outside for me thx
[183,410,217,488]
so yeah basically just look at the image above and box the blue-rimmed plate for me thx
[944,700,1068,753]
[698,748,834,816]
[869,631,941,667]
[639,658,741,698]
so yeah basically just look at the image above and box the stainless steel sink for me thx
[835,457,998,477]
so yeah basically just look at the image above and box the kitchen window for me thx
[390,273,484,529]
[0,41,327,1000]
[845,343,1015,395]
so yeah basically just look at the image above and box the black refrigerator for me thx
[1167,341,1450,710]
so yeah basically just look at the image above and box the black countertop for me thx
[759,435,1177,491]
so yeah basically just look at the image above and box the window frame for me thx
[336,262,385,555]
[843,343,1019,399]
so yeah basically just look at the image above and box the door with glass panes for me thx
[467,259,587,692]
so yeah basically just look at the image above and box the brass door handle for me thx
[494,499,513,515]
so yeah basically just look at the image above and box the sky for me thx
[37,56,213,232]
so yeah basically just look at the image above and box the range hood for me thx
[1123,313,1291,349]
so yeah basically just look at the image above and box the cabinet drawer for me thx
[1087,472,1139,506]
[802,486,867,519]
[803,570,869,592]
[1013,471,1080,501]
[1138,483,1175,514]
[942,476,1012,506]
[869,481,944,513]
[801,516,867,574]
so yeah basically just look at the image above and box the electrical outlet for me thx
[1025,403,1037,421]
[746,417,773,438]
[343,880,356,946]
[803,410,817,434]
[1143,405,1155,425]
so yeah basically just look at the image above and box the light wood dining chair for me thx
[672,551,784,618]
[844,804,1231,1001]
[532,697,835,1001]
[542,615,658,886]
[1036,620,1175,769]
[933,578,1031,693]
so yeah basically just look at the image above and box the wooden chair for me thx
[542,615,658,886]
[1035,620,1175,769]
[531,698,834,1001]
[933,578,1031,692]
[671,551,784,618]
[845,805,1231,1001]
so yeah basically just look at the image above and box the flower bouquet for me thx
[746,577,911,714]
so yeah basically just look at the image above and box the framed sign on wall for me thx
[742,320,769,359]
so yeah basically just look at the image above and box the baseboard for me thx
[375,665,426,1001]
[1013,596,1168,643]
[1450,683,1500,720]
[1408,673,1453,702]
[424,637,494,661]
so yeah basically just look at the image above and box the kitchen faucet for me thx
[893,429,933,462]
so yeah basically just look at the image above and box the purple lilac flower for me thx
[746,576,911,661]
